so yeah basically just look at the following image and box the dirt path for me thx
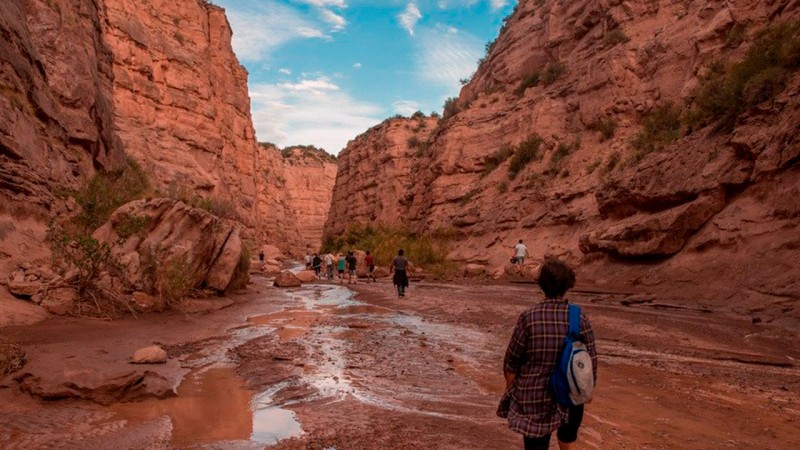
[1,276,799,449]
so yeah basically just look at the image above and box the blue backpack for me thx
[550,304,594,407]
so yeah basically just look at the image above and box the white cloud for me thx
[489,0,509,10]
[250,76,383,154]
[353,62,362,69]
[224,1,328,62]
[297,0,348,31]
[398,2,422,36]
[320,9,347,30]
[392,100,421,116]
[415,24,482,91]
[278,68,292,75]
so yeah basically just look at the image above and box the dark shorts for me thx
[523,405,584,449]
[368,265,375,273]
[338,269,344,275]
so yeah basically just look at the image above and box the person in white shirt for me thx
[304,252,312,269]
[514,240,528,268]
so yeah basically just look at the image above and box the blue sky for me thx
[212,0,516,154]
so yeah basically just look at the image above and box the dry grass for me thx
[0,336,26,377]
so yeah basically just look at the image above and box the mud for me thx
[1,276,799,449]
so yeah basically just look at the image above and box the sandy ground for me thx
[1,275,799,449]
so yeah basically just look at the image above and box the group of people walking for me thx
[298,241,596,449]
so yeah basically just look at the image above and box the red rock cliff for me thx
[326,0,800,324]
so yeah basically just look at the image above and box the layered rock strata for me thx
[326,0,800,323]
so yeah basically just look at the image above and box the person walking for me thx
[365,250,376,283]
[312,253,322,279]
[389,249,410,297]
[304,252,312,270]
[337,253,346,284]
[498,257,597,450]
[323,253,334,280]
[346,251,358,284]
[513,239,528,273]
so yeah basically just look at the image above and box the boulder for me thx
[94,199,247,297]
[261,245,283,261]
[295,270,317,282]
[464,264,487,277]
[0,287,48,327]
[131,345,168,364]
[274,271,302,288]
[39,287,77,316]
[15,368,174,405]
[261,263,281,275]
[131,291,166,312]
[373,266,391,279]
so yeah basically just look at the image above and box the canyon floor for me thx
[1,274,799,449]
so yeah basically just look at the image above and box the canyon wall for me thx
[0,0,335,283]
[326,0,800,324]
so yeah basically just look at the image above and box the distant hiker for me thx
[323,253,334,280]
[365,250,376,283]
[346,251,358,284]
[258,250,265,263]
[389,249,410,297]
[513,239,528,272]
[498,258,597,450]
[312,254,322,278]
[337,253,346,284]
[305,252,312,270]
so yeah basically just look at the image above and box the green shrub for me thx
[548,136,580,173]
[321,225,450,269]
[159,254,195,303]
[603,28,630,46]
[602,151,621,175]
[459,190,478,206]
[74,158,150,232]
[586,159,601,174]
[193,197,240,221]
[411,110,426,119]
[116,215,150,239]
[48,226,115,296]
[481,145,514,177]
[515,71,541,96]
[0,336,25,377]
[542,62,567,85]
[630,102,682,159]
[508,134,544,179]
[725,23,747,49]
[442,97,461,120]
[497,181,508,193]
[407,136,421,148]
[595,117,617,141]
[690,20,800,132]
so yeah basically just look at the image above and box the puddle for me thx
[111,367,303,447]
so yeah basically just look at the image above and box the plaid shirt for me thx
[498,299,597,437]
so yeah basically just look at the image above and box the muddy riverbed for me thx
[1,275,799,449]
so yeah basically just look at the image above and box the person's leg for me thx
[556,405,584,450]
[523,434,551,450]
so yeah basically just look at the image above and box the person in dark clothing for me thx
[258,250,265,263]
[498,258,598,450]
[389,249,410,297]
[312,254,322,279]
[346,251,358,284]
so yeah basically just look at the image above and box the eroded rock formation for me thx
[326,0,800,324]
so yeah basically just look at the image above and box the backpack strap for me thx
[568,304,581,338]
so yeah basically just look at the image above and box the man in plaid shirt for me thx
[498,258,598,450]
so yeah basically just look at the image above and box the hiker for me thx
[346,251,358,284]
[389,249,410,297]
[337,253,346,284]
[312,253,322,278]
[365,250,376,283]
[323,253,334,280]
[304,252,312,270]
[513,239,528,273]
[258,250,265,264]
[498,257,597,450]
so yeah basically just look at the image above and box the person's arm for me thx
[503,312,531,391]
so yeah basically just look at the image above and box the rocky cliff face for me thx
[0,0,329,279]
[326,0,800,324]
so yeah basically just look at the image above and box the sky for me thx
[212,0,516,154]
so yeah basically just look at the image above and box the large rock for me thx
[295,270,317,283]
[0,287,48,327]
[94,198,247,296]
[274,271,302,288]
[39,287,78,316]
[131,346,168,364]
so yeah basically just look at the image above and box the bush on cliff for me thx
[508,134,544,179]
[74,158,150,232]
[630,102,682,159]
[689,20,800,132]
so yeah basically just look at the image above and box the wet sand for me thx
[1,276,799,449]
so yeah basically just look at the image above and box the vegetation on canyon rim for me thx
[0,336,25,377]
